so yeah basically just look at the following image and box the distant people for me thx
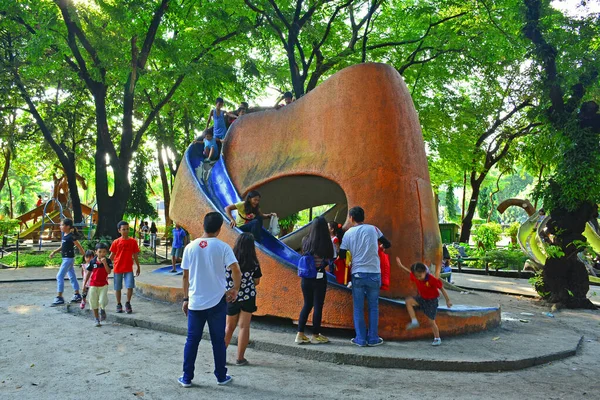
[203,130,219,162]
[150,222,158,249]
[49,218,85,306]
[224,191,277,244]
[142,221,150,247]
[339,206,391,347]
[82,243,113,327]
[295,216,334,345]
[206,97,237,140]
[224,233,262,365]
[109,221,141,314]
[441,257,453,283]
[171,223,187,273]
[396,259,452,346]
[328,221,343,258]
[229,101,249,124]
[80,249,95,311]
[36,195,43,207]
[274,91,294,109]
[179,212,241,388]
[534,208,546,230]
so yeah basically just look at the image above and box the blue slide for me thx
[187,144,338,283]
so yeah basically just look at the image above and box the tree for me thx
[444,183,459,222]
[522,0,600,309]
[125,152,158,231]
[2,0,254,237]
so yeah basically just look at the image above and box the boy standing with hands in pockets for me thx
[110,221,141,314]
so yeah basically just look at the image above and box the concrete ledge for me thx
[61,301,581,373]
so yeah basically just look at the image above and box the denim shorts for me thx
[171,247,184,258]
[114,271,135,290]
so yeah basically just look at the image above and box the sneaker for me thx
[350,338,367,347]
[79,298,86,310]
[95,318,101,327]
[217,375,233,386]
[71,293,83,303]
[311,334,329,344]
[100,309,107,321]
[368,338,385,347]
[116,303,123,313]
[235,358,249,366]
[405,321,420,330]
[295,333,310,344]
[432,338,442,346]
[125,302,132,314]
[51,296,65,307]
[178,376,192,388]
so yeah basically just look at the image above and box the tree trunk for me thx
[459,174,483,243]
[542,203,596,309]
[433,188,440,221]
[0,150,10,194]
[7,177,14,219]
[461,170,467,222]
[63,161,83,223]
[157,145,172,227]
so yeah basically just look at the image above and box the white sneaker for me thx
[432,338,442,346]
[405,321,420,330]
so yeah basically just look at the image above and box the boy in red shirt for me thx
[396,258,452,346]
[83,242,113,327]
[110,221,141,314]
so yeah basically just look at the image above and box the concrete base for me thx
[61,294,582,372]
[136,267,501,341]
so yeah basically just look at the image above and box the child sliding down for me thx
[396,258,452,346]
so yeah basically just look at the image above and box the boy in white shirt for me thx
[179,213,242,388]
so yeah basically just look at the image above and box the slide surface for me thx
[19,211,60,239]
[518,212,600,268]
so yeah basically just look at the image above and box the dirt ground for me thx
[1,280,599,400]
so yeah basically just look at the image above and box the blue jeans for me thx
[351,272,381,345]
[57,257,79,294]
[182,297,227,383]
[239,218,263,243]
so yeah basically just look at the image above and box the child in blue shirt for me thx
[171,223,188,272]
[203,130,219,162]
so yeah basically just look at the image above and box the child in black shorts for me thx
[224,233,262,365]
[396,258,452,346]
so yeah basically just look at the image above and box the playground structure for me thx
[498,199,600,274]
[14,173,97,242]
[170,63,500,340]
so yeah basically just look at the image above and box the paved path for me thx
[452,273,600,306]
[1,280,599,400]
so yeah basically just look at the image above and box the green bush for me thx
[505,222,520,241]
[529,271,551,298]
[279,212,300,231]
[473,222,503,252]
[481,249,528,271]
[0,219,20,237]
[0,251,58,268]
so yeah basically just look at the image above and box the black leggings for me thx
[298,277,327,334]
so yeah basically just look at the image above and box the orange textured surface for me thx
[225,63,440,298]
[170,64,500,340]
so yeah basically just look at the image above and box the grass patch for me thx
[1,246,163,268]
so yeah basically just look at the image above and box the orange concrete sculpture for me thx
[169,63,500,339]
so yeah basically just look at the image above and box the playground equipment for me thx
[499,199,600,271]
[170,63,500,339]
[15,172,97,241]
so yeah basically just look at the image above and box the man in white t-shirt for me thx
[179,212,242,388]
[339,206,391,347]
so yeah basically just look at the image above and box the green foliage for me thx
[80,236,113,252]
[529,271,550,299]
[125,153,158,222]
[0,219,20,237]
[481,249,528,271]
[505,222,520,241]
[279,213,300,231]
[444,183,459,222]
[546,245,566,259]
[0,251,57,268]
[472,222,503,252]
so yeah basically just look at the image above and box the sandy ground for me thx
[1,280,599,400]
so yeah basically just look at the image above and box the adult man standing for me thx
[179,212,242,387]
[339,207,391,347]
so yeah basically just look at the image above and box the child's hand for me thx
[229,220,236,228]
[49,252,54,259]
[347,282,352,289]
[395,257,404,267]
[446,300,453,308]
